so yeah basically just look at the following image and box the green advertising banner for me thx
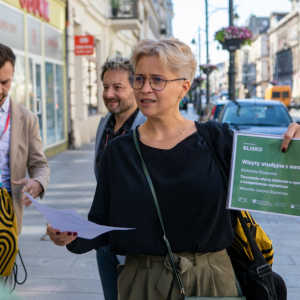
[227,132,300,217]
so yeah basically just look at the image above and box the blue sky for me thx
[172,0,293,65]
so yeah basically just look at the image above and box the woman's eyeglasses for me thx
[128,75,186,91]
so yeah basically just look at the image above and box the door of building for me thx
[29,57,43,141]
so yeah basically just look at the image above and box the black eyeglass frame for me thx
[128,75,186,91]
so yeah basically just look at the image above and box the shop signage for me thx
[74,36,94,55]
[20,0,50,22]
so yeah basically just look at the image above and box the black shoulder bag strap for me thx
[132,129,186,296]
[132,128,245,299]
[196,122,277,300]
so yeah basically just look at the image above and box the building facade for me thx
[238,15,273,99]
[0,0,68,156]
[67,0,173,148]
[245,14,270,36]
[252,30,270,98]
[269,8,300,103]
[216,61,229,94]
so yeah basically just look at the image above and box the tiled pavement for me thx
[3,104,300,300]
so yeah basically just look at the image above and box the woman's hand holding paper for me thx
[46,223,78,246]
[281,123,300,153]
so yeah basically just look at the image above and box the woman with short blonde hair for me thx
[47,37,300,299]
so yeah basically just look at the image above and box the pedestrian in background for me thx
[0,44,50,289]
[93,57,146,300]
[46,38,300,299]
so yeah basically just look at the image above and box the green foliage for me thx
[111,0,120,9]
[215,31,225,43]
[242,39,252,46]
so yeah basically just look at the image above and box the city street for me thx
[3,104,300,300]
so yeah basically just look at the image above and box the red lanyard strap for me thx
[0,106,11,142]
[105,131,126,147]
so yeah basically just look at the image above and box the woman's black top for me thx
[67,121,235,256]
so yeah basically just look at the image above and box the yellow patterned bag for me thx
[0,187,18,276]
[230,211,273,266]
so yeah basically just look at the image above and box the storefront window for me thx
[10,55,26,105]
[29,58,34,112]
[56,65,65,141]
[44,25,63,61]
[28,17,41,55]
[45,62,65,146]
[36,64,43,139]
[0,3,24,50]
[1,0,66,150]
[29,58,43,140]
[45,62,56,145]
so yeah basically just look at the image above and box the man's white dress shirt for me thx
[0,95,11,191]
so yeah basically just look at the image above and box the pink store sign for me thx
[20,0,50,22]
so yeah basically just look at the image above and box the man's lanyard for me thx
[0,105,11,142]
[104,131,126,147]
[0,105,11,187]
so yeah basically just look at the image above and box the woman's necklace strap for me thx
[143,118,186,142]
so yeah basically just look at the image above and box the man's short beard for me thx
[0,93,7,106]
[104,97,135,115]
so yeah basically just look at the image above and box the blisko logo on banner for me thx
[243,146,263,152]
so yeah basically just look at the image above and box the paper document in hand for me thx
[25,192,134,239]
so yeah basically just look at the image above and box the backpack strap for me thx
[196,122,277,299]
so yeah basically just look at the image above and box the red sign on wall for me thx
[20,0,50,22]
[74,36,94,56]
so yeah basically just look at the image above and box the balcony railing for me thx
[111,0,138,19]
[110,0,141,31]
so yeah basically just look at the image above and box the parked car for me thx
[210,100,229,121]
[220,91,229,100]
[218,99,293,135]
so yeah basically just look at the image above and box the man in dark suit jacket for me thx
[94,57,146,300]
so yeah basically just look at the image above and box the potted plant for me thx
[111,0,120,17]
[122,0,131,14]
[214,26,253,51]
[200,64,218,75]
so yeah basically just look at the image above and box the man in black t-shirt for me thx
[94,57,146,300]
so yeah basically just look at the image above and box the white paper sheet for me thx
[25,192,134,239]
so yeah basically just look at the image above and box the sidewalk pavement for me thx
[180,103,200,121]
[4,104,300,300]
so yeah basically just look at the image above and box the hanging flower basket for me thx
[191,76,205,90]
[215,26,253,52]
[200,64,218,75]
[194,76,205,84]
